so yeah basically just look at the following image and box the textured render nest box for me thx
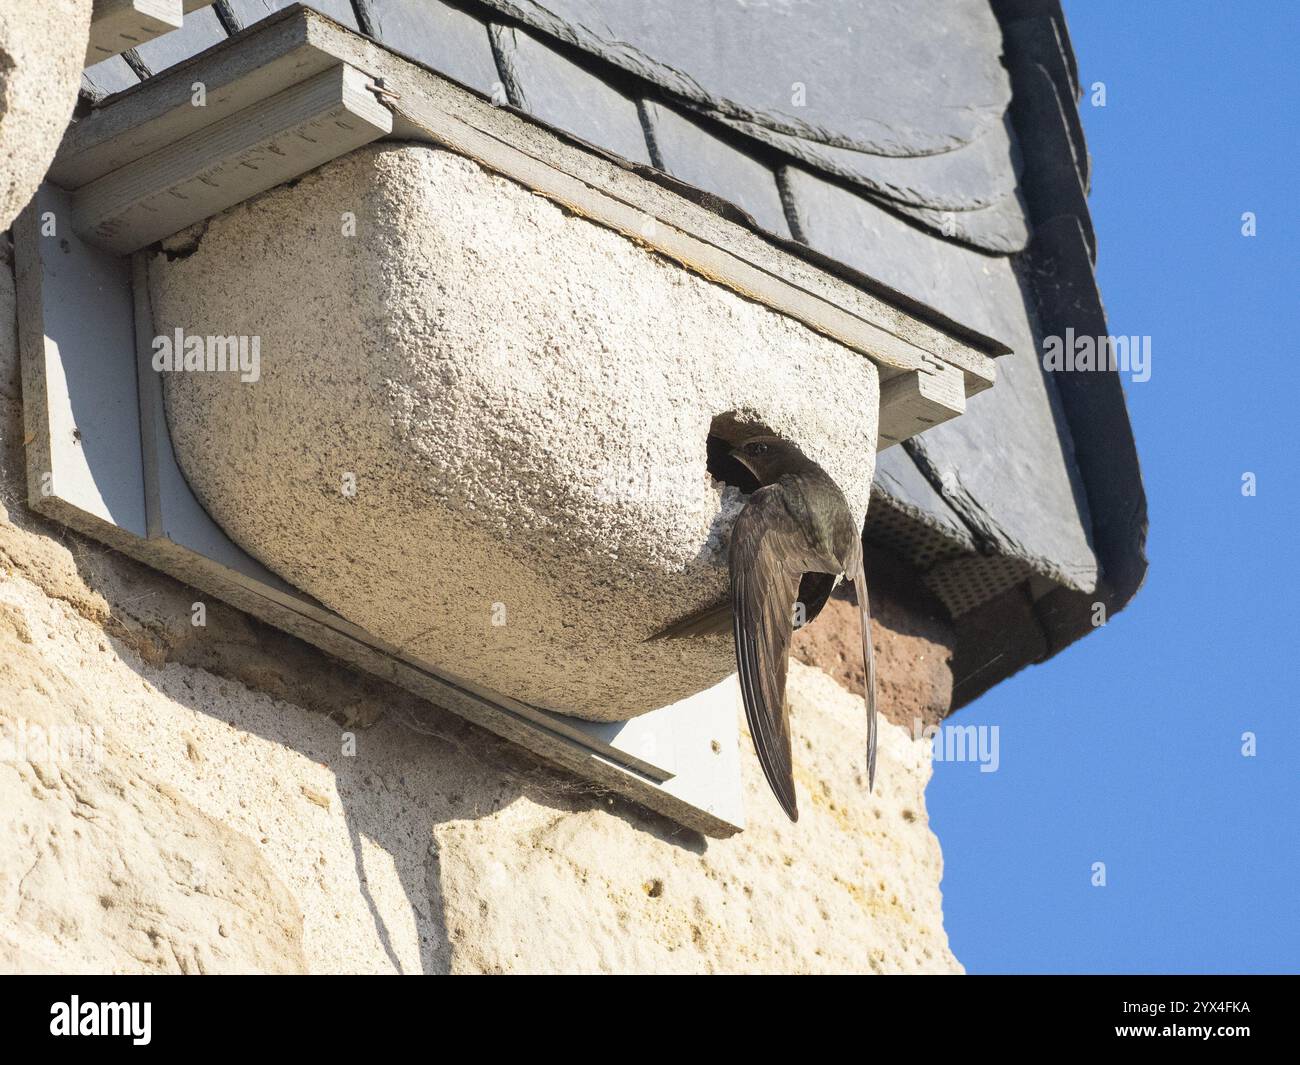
[149,143,879,721]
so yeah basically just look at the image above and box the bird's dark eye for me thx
[749,442,769,455]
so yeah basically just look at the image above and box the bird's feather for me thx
[846,543,878,792]
[647,571,835,641]
[730,485,814,821]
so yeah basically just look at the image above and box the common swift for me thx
[652,435,877,820]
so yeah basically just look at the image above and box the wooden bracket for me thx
[73,62,392,253]
[878,363,968,448]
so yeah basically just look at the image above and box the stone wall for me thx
[0,0,91,232]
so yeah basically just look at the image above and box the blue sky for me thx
[927,1,1299,974]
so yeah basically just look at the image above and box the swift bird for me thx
[652,434,877,820]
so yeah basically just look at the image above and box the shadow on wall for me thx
[95,593,707,973]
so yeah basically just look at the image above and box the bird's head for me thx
[729,434,809,484]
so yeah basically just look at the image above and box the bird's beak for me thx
[729,446,759,477]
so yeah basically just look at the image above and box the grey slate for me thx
[471,0,1010,157]
[716,113,1030,253]
[489,24,651,166]
[994,0,1080,98]
[872,448,976,552]
[902,330,1099,594]
[225,0,360,31]
[1001,32,1096,261]
[640,101,789,238]
[133,4,228,76]
[728,111,1029,252]
[782,163,1014,341]
[903,366,1098,595]
[1023,214,1148,626]
[466,0,1027,253]
[718,111,1021,213]
[82,56,141,100]
[1002,13,1091,194]
[886,191,1032,256]
[359,0,499,96]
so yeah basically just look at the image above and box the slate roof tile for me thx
[356,0,498,96]
[640,101,790,239]
[82,55,141,100]
[227,0,360,31]
[717,112,1022,214]
[1002,12,1090,191]
[870,450,977,560]
[468,0,1011,157]
[464,0,1025,253]
[132,3,228,76]
[782,160,1098,594]
[1001,21,1096,259]
[489,23,652,166]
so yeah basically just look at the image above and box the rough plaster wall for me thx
[2,258,955,972]
[794,590,954,735]
[149,144,880,722]
[0,0,91,232]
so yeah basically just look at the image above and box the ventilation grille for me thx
[865,494,970,571]
[924,555,1034,618]
[865,495,1035,618]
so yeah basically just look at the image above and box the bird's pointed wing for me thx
[846,542,878,792]
[730,486,813,821]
